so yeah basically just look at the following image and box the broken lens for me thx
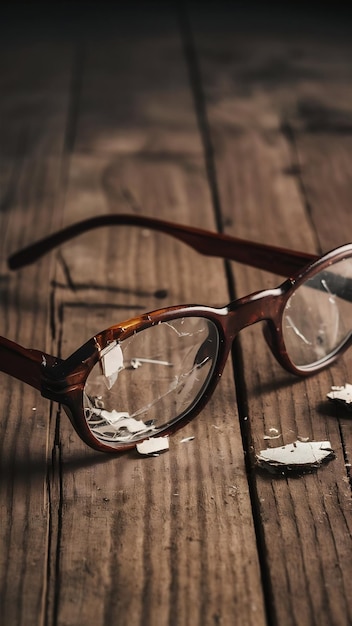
[83,317,219,446]
[282,257,352,368]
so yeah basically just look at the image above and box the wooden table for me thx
[1,5,351,625]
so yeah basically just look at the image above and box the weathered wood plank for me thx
[45,15,266,626]
[74,36,203,155]
[0,42,72,626]
[2,5,352,626]
[0,40,72,158]
[193,11,352,625]
[51,165,265,626]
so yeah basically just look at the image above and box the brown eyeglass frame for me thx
[2,213,352,453]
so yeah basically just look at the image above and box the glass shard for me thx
[136,437,169,456]
[256,440,335,474]
[327,383,352,410]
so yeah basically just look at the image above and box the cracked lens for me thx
[84,317,219,445]
[282,258,352,367]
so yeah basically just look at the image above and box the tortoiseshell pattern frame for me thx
[2,214,352,452]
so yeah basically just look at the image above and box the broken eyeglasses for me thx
[1,214,352,452]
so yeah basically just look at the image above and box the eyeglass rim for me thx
[2,215,352,452]
[38,243,352,452]
[266,243,352,375]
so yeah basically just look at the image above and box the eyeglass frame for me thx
[1,213,352,453]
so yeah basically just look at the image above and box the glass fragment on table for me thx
[256,440,335,474]
[327,383,352,410]
[136,436,170,456]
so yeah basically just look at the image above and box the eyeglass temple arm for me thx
[8,214,317,277]
[0,336,60,391]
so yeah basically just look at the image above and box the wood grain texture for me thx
[49,26,265,624]
[0,40,71,626]
[1,5,352,626]
[191,8,352,625]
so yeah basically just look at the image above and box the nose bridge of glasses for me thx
[227,287,284,336]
